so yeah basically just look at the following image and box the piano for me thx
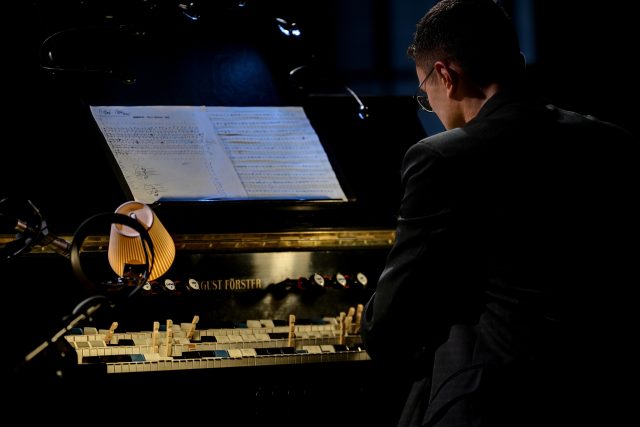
[2,1,425,424]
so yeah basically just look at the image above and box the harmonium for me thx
[2,1,425,423]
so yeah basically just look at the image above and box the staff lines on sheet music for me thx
[102,126,204,145]
[243,182,342,187]
[238,171,339,178]
[112,149,210,157]
[234,164,332,170]
[223,140,325,147]
[214,125,316,131]
[226,154,330,162]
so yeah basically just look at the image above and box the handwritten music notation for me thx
[89,106,347,203]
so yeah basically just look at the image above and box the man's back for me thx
[430,90,637,425]
[364,88,638,426]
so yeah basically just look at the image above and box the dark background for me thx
[4,0,637,126]
[4,1,637,111]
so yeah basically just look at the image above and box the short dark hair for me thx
[408,0,523,87]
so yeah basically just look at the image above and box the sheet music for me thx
[205,106,347,200]
[89,105,346,203]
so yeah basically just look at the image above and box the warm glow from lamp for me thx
[107,201,175,281]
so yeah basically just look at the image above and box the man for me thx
[360,1,638,426]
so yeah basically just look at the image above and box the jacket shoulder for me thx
[405,128,470,160]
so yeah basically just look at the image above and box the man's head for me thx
[410,0,524,128]
[409,0,523,88]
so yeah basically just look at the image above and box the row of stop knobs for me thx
[142,272,369,295]
[273,272,369,292]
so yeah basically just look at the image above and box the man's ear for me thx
[435,61,459,95]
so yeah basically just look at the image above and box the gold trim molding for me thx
[0,229,396,254]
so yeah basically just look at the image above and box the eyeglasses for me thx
[415,66,436,112]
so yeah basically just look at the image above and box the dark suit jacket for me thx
[360,89,638,426]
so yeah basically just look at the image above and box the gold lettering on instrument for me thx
[196,278,262,291]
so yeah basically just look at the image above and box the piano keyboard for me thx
[65,318,370,373]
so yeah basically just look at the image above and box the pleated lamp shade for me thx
[108,201,175,281]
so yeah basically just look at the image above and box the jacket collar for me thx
[474,86,529,120]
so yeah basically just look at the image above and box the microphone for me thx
[14,217,71,258]
[1,198,70,260]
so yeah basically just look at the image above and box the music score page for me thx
[89,105,347,204]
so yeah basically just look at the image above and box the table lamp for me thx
[107,201,175,281]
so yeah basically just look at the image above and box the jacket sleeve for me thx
[360,140,465,369]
